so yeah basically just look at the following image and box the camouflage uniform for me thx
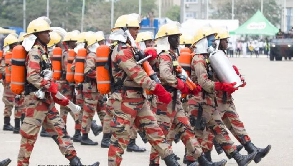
[57,49,81,130]
[81,51,105,134]
[149,50,203,164]
[17,44,77,165]
[188,54,237,155]
[107,44,174,166]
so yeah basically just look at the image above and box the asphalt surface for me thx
[0,56,293,166]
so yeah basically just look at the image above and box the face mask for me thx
[88,43,100,53]
[74,42,85,54]
[22,34,37,51]
[3,46,9,53]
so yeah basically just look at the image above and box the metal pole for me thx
[231,0,234,20]
[81,0,85,32]
[111,0,114,29]
[159,0,161,19]
[139,0,142,16]
[206,0,209,19]
[261,0,263,13]
[47,0,49,18]
[283,0,286,31]
[183,0,186,22]
[23,0,26,31]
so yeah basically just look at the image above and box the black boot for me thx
[101,133,111,148]
[13,118,20,134]
[231,150,256,166]
[226,144,244,159]
[183,148,188,164]
[81,133,98,145]
[40,127,51,137]
[213,138,223,155]
[73,129,82,142]
[204,151,212,162]
[91,120,102,136]
[244,141,271,163]
[3,117,14,131]
[163,154,180,166]
[0,158,11,166]
[69,156,100,166]
[186,160,198,166]
[126,138,146,152]
[198,154,227,166]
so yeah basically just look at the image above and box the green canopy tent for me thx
[231,11,279,35]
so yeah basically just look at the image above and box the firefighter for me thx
[148,22,227,166]
[16,17,99,166]
[211,28,271,163]
[188,26,257,166]
[72,32,103,144]
[13,32,27,133]
[107,13,180,166]
[1,33,19,132]
[62,30,83,142]
[79,31,105,145]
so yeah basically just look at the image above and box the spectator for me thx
[258,40,264,55]
[254,40,259,58]
[242,40,247,57]
[227,41,234,57]
[236,40,242,57]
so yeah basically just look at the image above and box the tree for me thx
[165,5,180,22]
[211,0,281,27]
[0,0,157,33]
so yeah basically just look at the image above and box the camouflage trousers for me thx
[187,96,236,155]
[2,85,15,117]
[107,91,173,166]
[200,99,251,151]
[81,92,105,134]
[103,99,139,139]
[58,81,82,130]
[149,96,203,164]
[14,95,26,119]
[17,93,76,166]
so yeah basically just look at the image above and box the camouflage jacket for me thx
[157,50,178,88]
[110,43,157,95]
[26,44,50,90]
[82,51,97,92]
[191,54,219,105]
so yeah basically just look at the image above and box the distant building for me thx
[180,0,212,23]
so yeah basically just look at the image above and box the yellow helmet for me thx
[63,30,80,42]
[180,33,193,45]
[155,23,182,39]
[192,26,216,45]
[47,31,62,47]
[76,32,88,43]
[26,18,51,36]
[86,31,105,46]
[215,28,230,40]
[3,33,18,47]
[113,14,140,29]
[18,32,26,42]
[135,31,154,42]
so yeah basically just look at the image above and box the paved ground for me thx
[0,56,293,166]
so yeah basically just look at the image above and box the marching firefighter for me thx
[62,30,83,142]
[1,33,19,132]
[12,32,27,133]
[148,22,226,166]
[79,31,105,145]
[210,28,271,163]
[188,26,256,166]
[107,13,180,166]
[72,32,103,144]
[16,17,99,166]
